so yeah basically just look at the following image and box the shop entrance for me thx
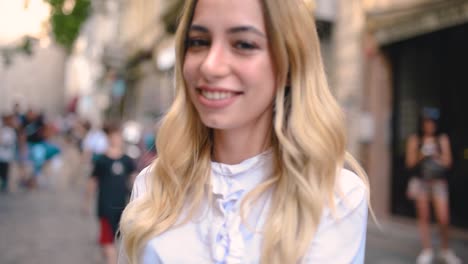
[388,23,468,228]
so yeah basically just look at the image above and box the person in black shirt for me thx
[84,122,136,264]
[22,109,45,143]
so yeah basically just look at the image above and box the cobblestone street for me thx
[366,220,468,264]
[0,186,102,264]
[0,144,105,264]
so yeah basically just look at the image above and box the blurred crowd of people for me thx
[0,103,61,191]
[0,102,159,264]
[0,102,157,194]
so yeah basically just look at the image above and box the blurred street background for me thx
[1,0,468,263]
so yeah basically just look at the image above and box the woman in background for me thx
[406,108,461,264]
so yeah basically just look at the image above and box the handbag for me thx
[419,158,446,180]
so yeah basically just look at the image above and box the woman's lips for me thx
[196,86,243,109]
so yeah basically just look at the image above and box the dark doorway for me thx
[387,22,468,228]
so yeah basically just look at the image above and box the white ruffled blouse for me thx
[125,150,368,264]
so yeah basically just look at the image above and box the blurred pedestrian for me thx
[71,118,90,153]
[0,113,17,192]
[22,109,46,187]
[11,103,29,188]
[119,1,370,263]
[22,109,60,188]
[82,121,108,162]
[11,102,25,126]
[406,107,461,264]
[84,122,136,264]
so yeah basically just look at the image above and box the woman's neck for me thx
[212,121,272,165]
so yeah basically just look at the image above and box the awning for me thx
[367,0,468,45]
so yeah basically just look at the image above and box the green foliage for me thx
[44,0,91,52]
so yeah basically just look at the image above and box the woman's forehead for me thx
[191,0,266,32]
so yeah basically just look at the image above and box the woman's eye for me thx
[187,38,209,48]
[234,41,257,50]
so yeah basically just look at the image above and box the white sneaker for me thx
[416,249,434,264]
[439,249,462,264]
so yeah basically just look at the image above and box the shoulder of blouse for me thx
[303,169,368,263]
[328,168,368,219]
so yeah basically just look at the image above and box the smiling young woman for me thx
[119,0,371,263]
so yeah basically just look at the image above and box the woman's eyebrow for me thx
[228,26,266,38]
[189,24,209,33]
[189,24,266,38]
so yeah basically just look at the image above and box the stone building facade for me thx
[336,0,468,227]
[0,1,66,116]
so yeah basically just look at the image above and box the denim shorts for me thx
[407,178,448,200]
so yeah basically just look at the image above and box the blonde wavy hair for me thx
[120,0,370,263]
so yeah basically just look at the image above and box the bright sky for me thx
[0,0,50,46]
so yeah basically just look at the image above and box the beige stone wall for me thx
[332,0,366,157]
[362,43,393,218]
[0,44,67,115]
[364,0,434,11]
[117,0,176,121]
[118,0,164,55]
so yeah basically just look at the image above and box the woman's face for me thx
[183,0,277,131]
[108,131,124,149]
[422,118,436,135]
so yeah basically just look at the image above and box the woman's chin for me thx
[199,116,233,131]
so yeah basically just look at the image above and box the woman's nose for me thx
[200,42,231,80]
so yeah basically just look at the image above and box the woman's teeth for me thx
[201,90,236,100]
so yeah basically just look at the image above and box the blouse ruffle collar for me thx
[209,149,273,264]
[211,149,273,197]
